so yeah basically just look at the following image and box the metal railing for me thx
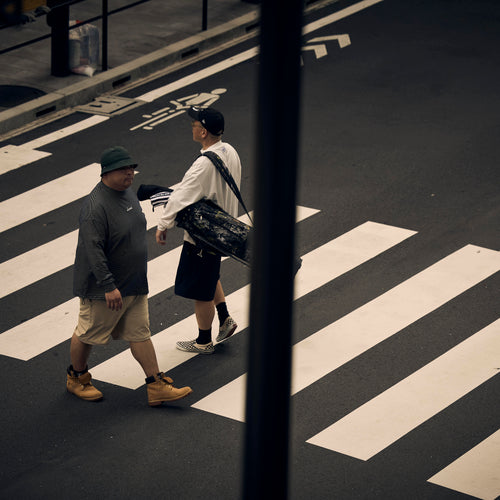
[0,0,213,76]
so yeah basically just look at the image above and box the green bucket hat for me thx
[100,146,137,175]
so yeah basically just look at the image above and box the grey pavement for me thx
[0,0,335,139]
[0,0,261,138]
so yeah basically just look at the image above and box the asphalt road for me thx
[1,0,499,499]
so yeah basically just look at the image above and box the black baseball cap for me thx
[188,106,224,136]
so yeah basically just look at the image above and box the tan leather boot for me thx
[146,372,192,406]
[67,367,103,401]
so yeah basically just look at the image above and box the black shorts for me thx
[174,242,221,301]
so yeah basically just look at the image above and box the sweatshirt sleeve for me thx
[79,206,116,292]
[157,158,211,231]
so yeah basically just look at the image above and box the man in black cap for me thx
[67,145,192,406]
[156,107,241,354]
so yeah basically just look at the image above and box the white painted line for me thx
[428,428,500,500]
[0,203,313,299]
[0,246,182,361]
[0,145,51,175]
[0,0,382,175]
[0,201,154,299]
[192,223,420,416]
[0,116,109,176]
[91,208,335,389]
[303,0,384,36]
[0,298,80,361]
[0,163,101,234]
[193,245,500,423]
[0,206,318,360]
[137,48,259,103]
[137,0,383,103]
[0,231,78,299]
[22,116,110,150]
[308,35,352,49]
[307,318,500,461]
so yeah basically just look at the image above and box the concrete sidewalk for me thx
[0,0,335,139]
[0,0,261,138]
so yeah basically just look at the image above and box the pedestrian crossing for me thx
[91,220,416,388]
[0,205,317,360]
[1,131,499,500]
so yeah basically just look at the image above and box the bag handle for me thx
[200,151,253,225]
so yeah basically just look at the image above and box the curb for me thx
[0,11,260,137]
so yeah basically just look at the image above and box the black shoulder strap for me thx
[200,151,253,224]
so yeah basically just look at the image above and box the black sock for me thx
[68,364,88,376]
[216,302,229,326]
[197,328,212,345]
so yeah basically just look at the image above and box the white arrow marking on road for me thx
[302,44,328,59]
[308,35,351,49]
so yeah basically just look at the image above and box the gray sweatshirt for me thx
[73,181,149,299]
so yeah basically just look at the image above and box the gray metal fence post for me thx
[243,0,304,498]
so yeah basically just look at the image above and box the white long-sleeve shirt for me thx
[157,140,242,244]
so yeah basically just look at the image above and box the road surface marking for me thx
[193,245,500,422]
[307,318,500,460]
[92,221,416,389]
[428,427,500,500]
[0,116,109,175]
[0,207,318,360]
[0,163,100,233]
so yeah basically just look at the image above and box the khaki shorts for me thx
[74,295,151,345]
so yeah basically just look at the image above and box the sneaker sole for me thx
[216,323,237,343]
[149,388,193,406]
[176,344,214,354]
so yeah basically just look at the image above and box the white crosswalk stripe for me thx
[0,199,166,299]
[192,245,500,423]
[1,151,498,499]
[0,206,317,360]
[306,318,500,460]
[0,115,109,175]
[427,428,500,500]
[91,220,417,388]
[0,163,101,233]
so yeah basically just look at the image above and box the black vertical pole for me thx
[202,0,208,31]
[243,0,304,499]
[48,3,70,76]
[102,0,108,71]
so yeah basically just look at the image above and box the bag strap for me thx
[200,151,253,224]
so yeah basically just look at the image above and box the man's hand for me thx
[105,288,123,311]
[156,228,167,245]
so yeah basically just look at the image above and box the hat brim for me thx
[101,158,138,175]
[187,107,201,122]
